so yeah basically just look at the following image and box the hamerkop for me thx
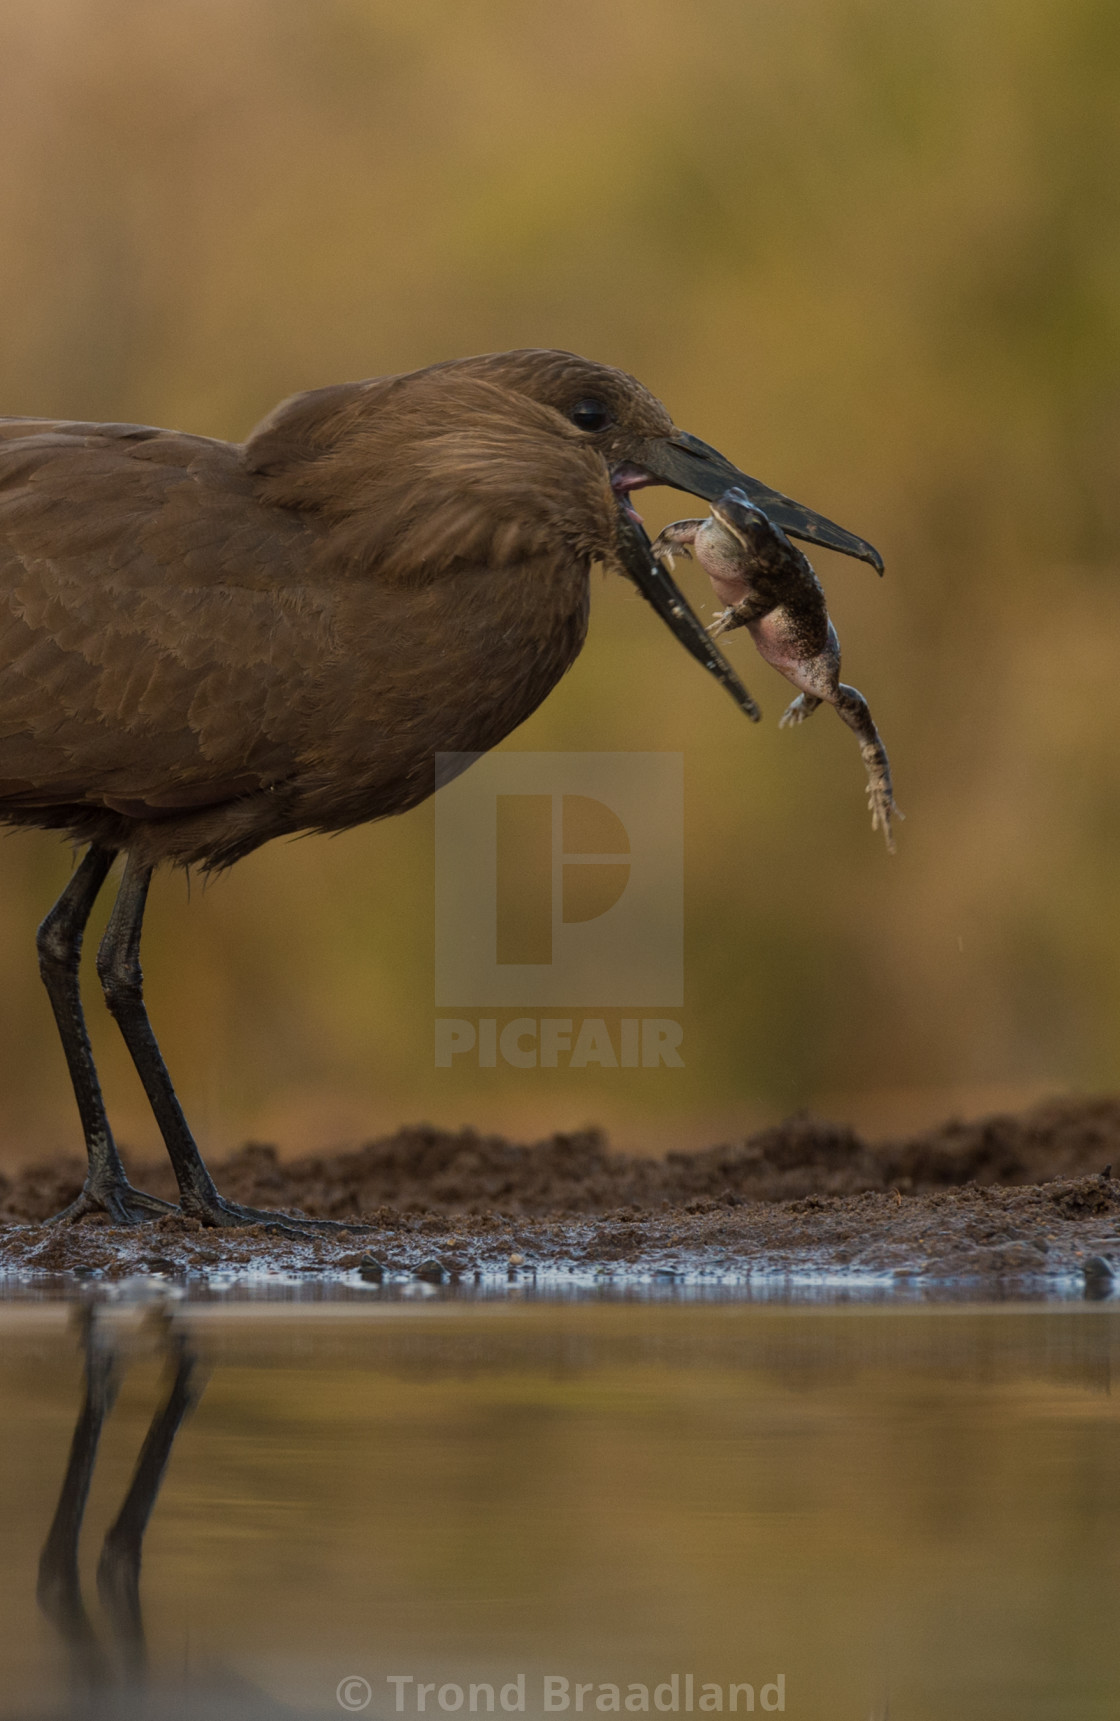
[0,349,882,1229]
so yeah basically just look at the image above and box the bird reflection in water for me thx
[36,1303,313,1720]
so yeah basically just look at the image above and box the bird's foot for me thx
[178,1192,371,1238]
[47,1177,178,1227]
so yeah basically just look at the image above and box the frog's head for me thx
[701,487,819,590]
[610,418,882,720]
[709,487,774,545]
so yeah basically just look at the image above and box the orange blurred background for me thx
[1,0,1118,1167]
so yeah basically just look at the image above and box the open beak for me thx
[613,505,761,722]
[623,429,885,574]
[609,429,881,718]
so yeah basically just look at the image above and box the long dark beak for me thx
[613,505,761,721]
[641,430,885,574]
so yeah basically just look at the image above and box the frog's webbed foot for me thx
[864,757,899,852]
[833,684,899,852]
[650,521,701,570]
[779,694,822,728]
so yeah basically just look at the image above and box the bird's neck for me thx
[305,553,592,828]
[416,554,592,750]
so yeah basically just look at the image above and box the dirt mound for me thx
[3,1093,1118,1225]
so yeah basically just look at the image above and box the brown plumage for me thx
[0,348,882,1229]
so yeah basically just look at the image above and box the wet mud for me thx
[3,1094,1120,1290]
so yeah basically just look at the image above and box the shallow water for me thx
[2,1301,1119,1719]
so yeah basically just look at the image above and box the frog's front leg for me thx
[650,520,702,569]
[653,519,766,634]
[709,592,773,638]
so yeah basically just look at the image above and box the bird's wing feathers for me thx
[0,421,320,814]
[0,373,621,839]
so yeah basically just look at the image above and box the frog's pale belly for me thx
[708,566,753,606]
[746,608,838,687]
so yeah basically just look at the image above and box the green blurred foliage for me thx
[0,0,1119,1160]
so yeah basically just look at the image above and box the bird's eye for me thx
[569,398,612,433]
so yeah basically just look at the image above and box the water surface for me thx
[2,1302,1118,1719]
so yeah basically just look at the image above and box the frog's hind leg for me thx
[831,683,897,851]
[765,620,898,849]
[779,693,823,728]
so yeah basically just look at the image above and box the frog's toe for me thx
[708,605,746,638]
[650,525,697,567]
[867,781,899,852]
[779,695,813,728]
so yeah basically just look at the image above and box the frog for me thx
[652,488,897,850]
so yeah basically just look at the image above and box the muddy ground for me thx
[4,1094,1120,1290]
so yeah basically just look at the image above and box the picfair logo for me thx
[435,753,683,1007]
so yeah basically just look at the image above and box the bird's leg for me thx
[95,855,220,1219]
[97,1313,202,1678]
[97,854,369,1234]
[37,845,175,1225]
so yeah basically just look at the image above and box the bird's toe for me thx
[47,1179,178,1227]
[178,1193,371,1236]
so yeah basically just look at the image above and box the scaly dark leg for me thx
[38,845,175,1224]
[97,853,369,1233]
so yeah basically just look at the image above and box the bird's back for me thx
[0,417,327,852]
[0,394,593,867]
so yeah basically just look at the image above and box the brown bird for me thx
[0,349,882,1229]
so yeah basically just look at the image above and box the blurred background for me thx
[0,0,1118,1169]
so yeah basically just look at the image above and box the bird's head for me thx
[444,349,881,571]
[434,351,882,718]
[246,349,881,719]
